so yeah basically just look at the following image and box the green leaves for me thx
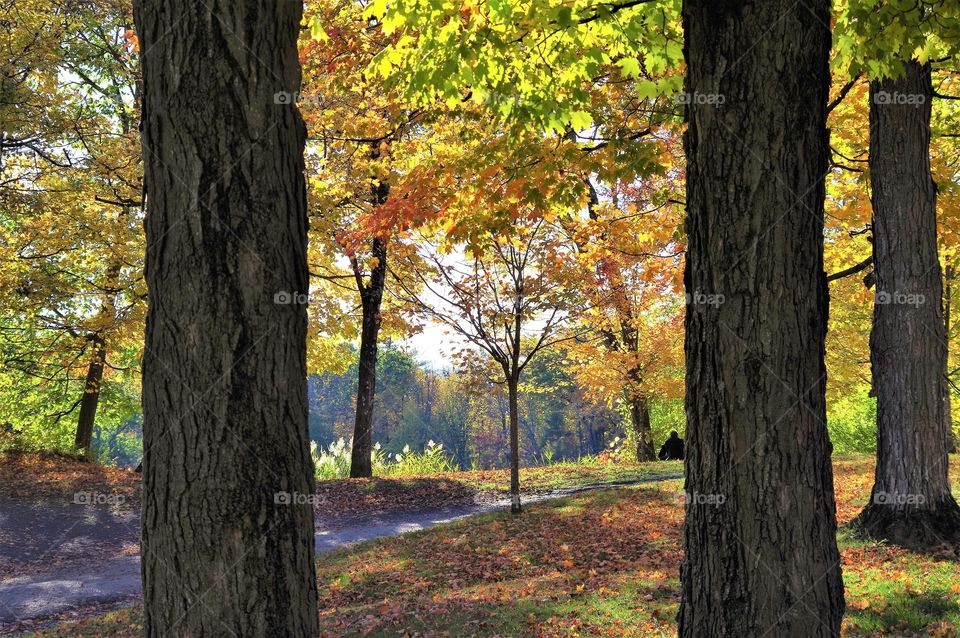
[833,0,960,80]
[616,56,641,78]
[338,0,684,131]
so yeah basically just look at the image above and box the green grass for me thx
[453,458,684,494]
[839,530,960,636]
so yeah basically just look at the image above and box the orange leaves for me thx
[122,29,138,53]
[0,451,141,506]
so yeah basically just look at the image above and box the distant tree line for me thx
[308,342,628,470]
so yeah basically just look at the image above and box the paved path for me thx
[0,476,680,633]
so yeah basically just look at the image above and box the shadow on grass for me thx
[313,476,481,521]
[845,592,960,636]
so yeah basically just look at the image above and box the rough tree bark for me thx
[73,335,106,456]
[133,0,319,635]
[854,60,960,548]
[679,2,844,636]
[349,162,389,478]
[625,350,654,461]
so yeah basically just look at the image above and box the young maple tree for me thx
[301,0,434,476]
[394,217,582,513]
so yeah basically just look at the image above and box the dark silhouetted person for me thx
[658,431,684,461]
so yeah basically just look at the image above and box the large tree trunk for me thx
[134,1,319,635]
[507,373,521,514]
[73,336,106,457]
[679,2,843,636]
[855,61,960,549]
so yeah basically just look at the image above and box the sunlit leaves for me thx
[337,0,684,131]
[833,0,960,80]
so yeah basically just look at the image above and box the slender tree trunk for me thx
[349,238,388,478]
[576,416,584,457]
[521,399,545,463]
[626,363,655,461]
[945,264,956,453]
[507,373,521,513]
[74,259,122,458]
[350,265,384,478]
[134,1,319,635]
[74,336,106,457]
[680,2,843,636]
[855,61,960,548]
[628,394,655,462]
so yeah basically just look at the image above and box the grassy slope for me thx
[21,457,960,637]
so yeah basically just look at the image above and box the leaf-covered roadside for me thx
[0,451,141,508]
[24,457,960,637]
[315,459,683,523]
[0,450,680,523]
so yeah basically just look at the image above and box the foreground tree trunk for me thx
[680,2,844,636]
[854,61,960,549]
[73,336,106,457]
[134,1,319,635]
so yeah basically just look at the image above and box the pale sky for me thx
[403,320,464,370]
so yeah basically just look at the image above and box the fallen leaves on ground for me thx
[315,483,685,638]
[0,451,678,528]
[0,451,141,509]
[314,477,480,524]
[21,456,960,637]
